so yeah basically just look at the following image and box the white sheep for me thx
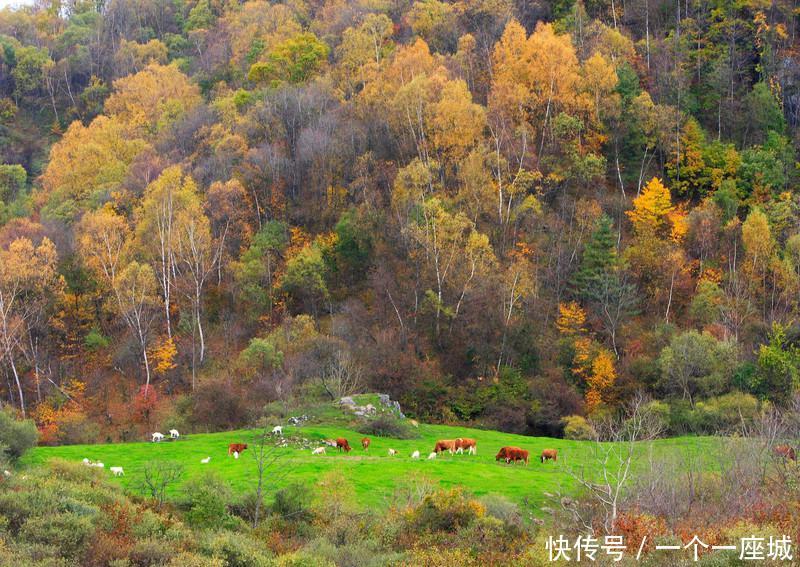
[427,452,437,460]
[110,467,124,477]
[169,429,180,439]
[411,451,420,459]
[200,457,211,464]
[388,449,398,456]
[93,462,105,468]
[312,447,326,455]
[233,451,239,459]
[152,432,164,442]
[272,425,283,436]
[82,458,90,465]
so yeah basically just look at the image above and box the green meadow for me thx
[21,421,719,513]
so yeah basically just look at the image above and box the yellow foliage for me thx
[556,301,586,336]
[626,177,674,238]
[152,337,178,375]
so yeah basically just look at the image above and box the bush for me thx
[199,531,274,567]
[409,489,484,534]
[357,415,418,439]
[181,472,236,530]
[561,415,596,440]
[0,408,38,460]
[271,483,313,523]
[19,513,95,561]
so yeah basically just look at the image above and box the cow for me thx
[427,452,437,460]
[507,448,529,465]
[434,440,456,454]
[541,449,558,463]
[336,438,351,452]
[496,446,522,462]
[200,457,211,464]
[362,437,371,451]
[110,466,124,477]
[455,438,477,455]
[169,429,180,439]
[774,444,797,461]
[272,426,283,436]
[152,432,164,442]
[411,450,420,459]
[312,447,326,455]
[388,448,398,456]
[228,443,248,456]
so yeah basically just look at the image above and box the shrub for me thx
[561,415,596,440]
[200,531,274,567]
[409,489,484,534]
[0,408,38,460]
[271,483,313,523]
[478,494,524,531]
[357,415,418,439]
[181,472,236,530]
[19,512,95,561]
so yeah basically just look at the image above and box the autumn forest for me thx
[1,0,800,444]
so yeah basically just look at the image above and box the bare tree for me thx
[137,460,184,508]
[319,350,363,400]
[250,420,293,528]
[561,393,665,534]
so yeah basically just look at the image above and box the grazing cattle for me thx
[228,443,248,456]
[774,444,797,461]
[496,446,522,462]
[200,457,211,464]
[336,438,351,452]
[455,438,477,455]
[110,467,124,477]
[434,440,457,454]
[541,449,558,463]
[312,447,326,455]
[169,429,180,439]
[507,448,529,465]
[411,450,420,459]
[272,426,283,436]
[388,448,398,456]
[152,432,164,442]
[361,437,371,450]
[427,452,437,460]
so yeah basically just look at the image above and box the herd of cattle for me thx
[77,426,795,479]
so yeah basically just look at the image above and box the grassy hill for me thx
[21,416,719,514]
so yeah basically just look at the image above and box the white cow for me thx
[312,447,326,455]
[388,449,398,456]
[272,425,283,436]
[411,451,420,459]
[200,457,211,464]
[169,429,180,439]
[427,452,437,460]
[110,467,124,477]
[152,432,164,442]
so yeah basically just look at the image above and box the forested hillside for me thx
[1,0,800,441]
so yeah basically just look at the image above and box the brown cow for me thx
[455,438,477,455]
[336,438,351,452]
[434,439,456,454]
[496,446,522,462]
[361,437,371,451]
[774,444,797,461]
[507,448,529,465]
[228,443,248,456]
[540,449,558,463]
